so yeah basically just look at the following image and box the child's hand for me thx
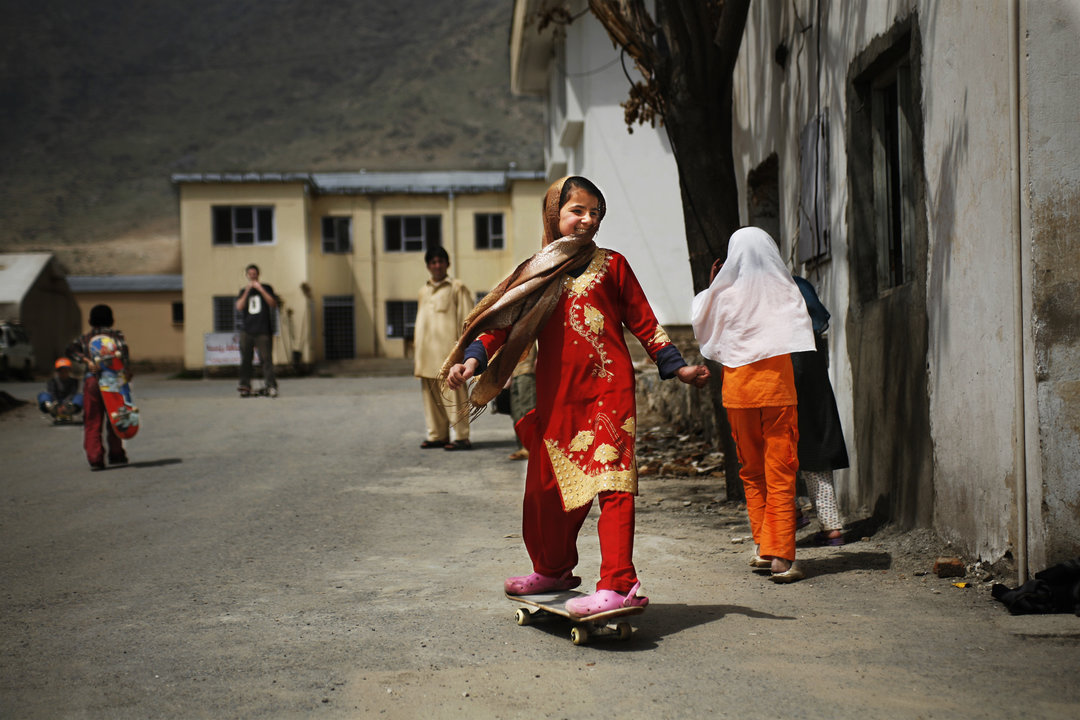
[446,359,477,390]
[709,258,724,283]
[676,364,711,388]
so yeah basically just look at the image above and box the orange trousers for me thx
[727,405,799,561]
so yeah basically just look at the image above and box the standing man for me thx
[414,246,474,450]
[236,264,279,398]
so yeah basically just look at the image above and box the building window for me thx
[384,215,441,253]
[322,216,352,253]
[171,301,184,325]
[213,296,239,332]
[212,206,275,246]
[849,31,920,293]
[797,116,830,264]
[474,213,505,250]
[385,300,418,339]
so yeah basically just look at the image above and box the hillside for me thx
[0,0,545,275]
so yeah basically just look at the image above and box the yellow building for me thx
[67,275,184,369]
[173,170,547,370]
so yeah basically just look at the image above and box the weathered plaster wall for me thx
[920,3,1018,561]
[1023,1,1080,567]
[731,1,1080,565]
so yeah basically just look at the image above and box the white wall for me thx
[548,7,694,326]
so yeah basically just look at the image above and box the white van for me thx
[0,322,36,379]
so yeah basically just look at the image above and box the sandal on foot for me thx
[812,531,845,547]
[504,570,581,595]
[420,439,449,449]
[565,581,649,619]
[444,439,472,451]
[769,564,805,583]
[749,555,772,569]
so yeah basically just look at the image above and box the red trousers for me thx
[83,375,125,466]
[517,413,637,593]
[728,405,799,561]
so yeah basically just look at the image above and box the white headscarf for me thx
[691,227,815,368]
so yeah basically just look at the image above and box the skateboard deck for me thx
[505,590,644,645]
[89,334,139,440]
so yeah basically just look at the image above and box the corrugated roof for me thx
[0,253,54,304]
[67,275,183,293]
[171,169,546,196]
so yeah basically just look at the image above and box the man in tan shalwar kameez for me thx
[414,246,474,450]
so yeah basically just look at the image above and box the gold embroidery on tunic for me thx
[545,440,638,510]
[651,325,671,346]
[584,305,604,335]
[569,430,595,452]
[563,250,612,380]
[621,417,636,435]
[593,444,619,464]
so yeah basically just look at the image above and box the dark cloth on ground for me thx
[992,557,1080,615]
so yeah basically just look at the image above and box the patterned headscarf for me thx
[439,176,604,414]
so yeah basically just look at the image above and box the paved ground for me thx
[1,372,1077,719]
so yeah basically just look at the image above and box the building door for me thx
[846,23,934,528]
[323,295,355,360]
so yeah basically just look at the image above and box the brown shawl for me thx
[439,177,604,415]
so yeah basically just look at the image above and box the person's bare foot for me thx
[770,557,793,573]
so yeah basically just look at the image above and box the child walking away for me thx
[37,358,83,422]
[791,276,849,546]
[67,305,130,471]
[443,176,710,618]
[691,227,816,582]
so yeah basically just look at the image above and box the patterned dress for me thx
[478,247,681,510]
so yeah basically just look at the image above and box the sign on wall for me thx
[203,332,260,366]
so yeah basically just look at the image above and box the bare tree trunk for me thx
[587,0,749,499]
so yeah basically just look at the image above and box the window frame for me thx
[385,300,418,340]
[474,212,505,250]
[212,205,275,246]
[321,216,353,254]
[383,215,442,253]
[212,295,239,332]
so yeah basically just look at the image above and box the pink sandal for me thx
[565,581,649,619]
[504,570,582,595]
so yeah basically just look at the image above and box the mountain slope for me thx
[0,0,544,274]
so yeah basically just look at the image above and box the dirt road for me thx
[1,373,1076,718]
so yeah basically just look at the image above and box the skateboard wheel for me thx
[570,626,589,645]
[515,608,533,626]
[616,622,632,640]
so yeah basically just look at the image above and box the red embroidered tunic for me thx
[476,248,681,509]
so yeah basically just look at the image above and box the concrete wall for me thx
[731,0,1080,568]
[1022,1,1080,566]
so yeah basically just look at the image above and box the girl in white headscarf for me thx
[691,227,815,582]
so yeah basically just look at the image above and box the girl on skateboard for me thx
[443,176,710,618]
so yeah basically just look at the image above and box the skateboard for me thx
[505,590,644,645]
[47,401,79,425]
[88,333,139,440]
